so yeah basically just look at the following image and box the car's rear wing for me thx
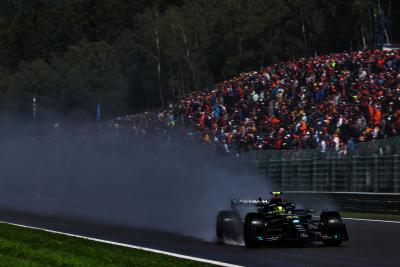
[230,199,269,210]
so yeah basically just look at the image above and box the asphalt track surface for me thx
[0,210,399,267]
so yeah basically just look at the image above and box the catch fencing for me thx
[285,191,400,215]
[240,136,400,193]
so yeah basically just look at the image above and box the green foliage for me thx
[1,40,129,118]
[0,0,395,120]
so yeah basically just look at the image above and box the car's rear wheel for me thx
[216,211,242,243]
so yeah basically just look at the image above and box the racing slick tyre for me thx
[216,211,242,243]
[320,211,347,246]
[244,213,266,248]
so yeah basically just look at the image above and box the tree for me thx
[0,40,129,119]
[134,5,168,108]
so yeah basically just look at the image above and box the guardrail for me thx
[237,136,400,194]
[233,154,400,193]
[284,191,400,215]
[237,154,400,193]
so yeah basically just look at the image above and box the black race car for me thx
[216,192,349,248]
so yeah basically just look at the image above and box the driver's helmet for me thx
[270,191,283,204]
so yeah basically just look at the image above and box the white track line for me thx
[343,217,400,224]
[0,220,244,267]
[313,215,400,224]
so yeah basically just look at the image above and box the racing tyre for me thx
[320,211,347,247]
[244,213,266,248]
[216,211,242,243]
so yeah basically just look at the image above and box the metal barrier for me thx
[241,136,400,193]
[284,191,400,215]
[246,135,400,161]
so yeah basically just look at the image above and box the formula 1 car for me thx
[216,192,349,248]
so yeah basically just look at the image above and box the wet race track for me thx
[0,210,399,267]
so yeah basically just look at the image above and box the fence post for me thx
[295,160,300,190]
[267,158,272,182]
[351,156,357,192]
[312,158,317,191]
[373,155,379,193]
[281,159,286,190]
[345,157,350,192]
[393,154,400,193]
[331,157,336,191]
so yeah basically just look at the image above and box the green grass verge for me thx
[341,212,400,221]
[0,222,216,267]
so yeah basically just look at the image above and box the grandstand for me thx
[117,50,399,156]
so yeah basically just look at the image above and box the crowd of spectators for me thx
[108,50,400,156]
[166,50,400,155]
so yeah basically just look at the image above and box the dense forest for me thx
[0,0,399,121]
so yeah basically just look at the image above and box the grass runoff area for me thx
[0,223,214,267]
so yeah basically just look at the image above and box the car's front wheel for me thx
[244,213,266,248]
[320,211,347,247]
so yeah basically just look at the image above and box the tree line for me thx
[0,0,398,121]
